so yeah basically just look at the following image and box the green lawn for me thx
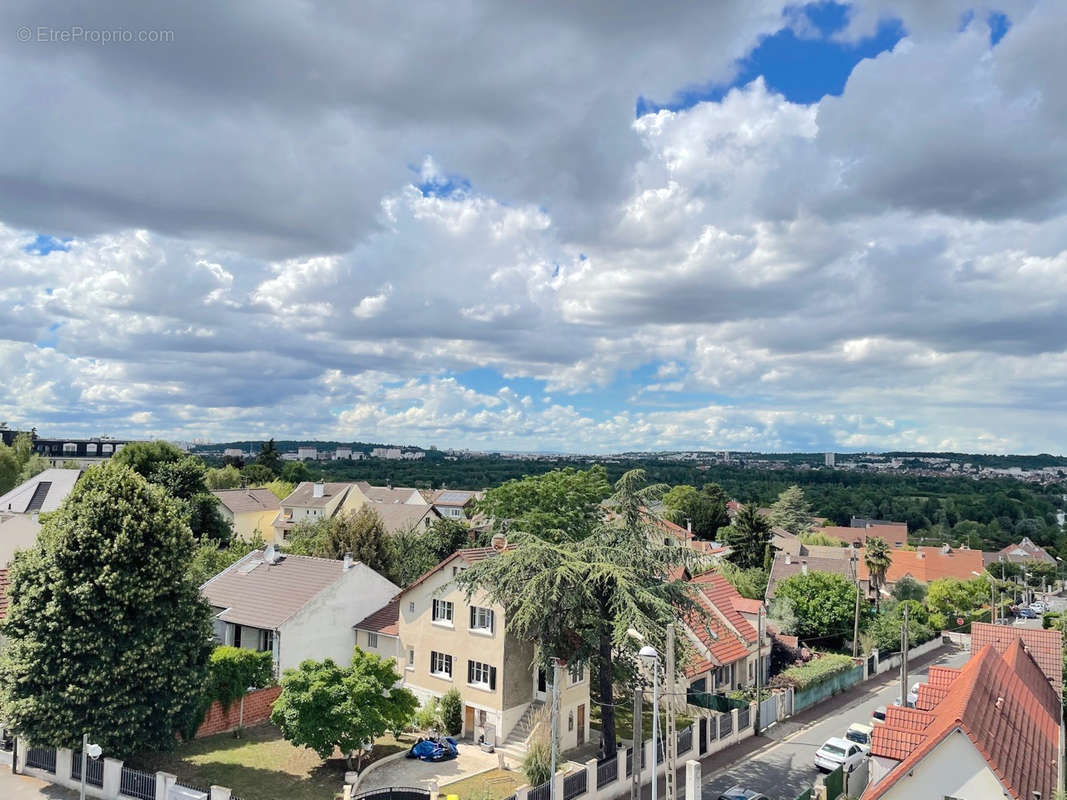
[440,768,526,800]
[590,700,692,743]
[134,725,412,800]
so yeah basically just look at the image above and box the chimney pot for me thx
[801,560,808,576]
[343,552,353,570]
[785,553,792,565]
[312,481,325,498]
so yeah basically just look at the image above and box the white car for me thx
[845,723,874,749]
[907,681,921,707]
[1029,601,1048,614]
[814,736,866,773]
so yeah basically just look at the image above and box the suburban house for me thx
[817,524,909,549]
[356,482,428,506]
[681,572,769,697]
[425,489,480,520]
[856,545,984,598]
[370,502,441,534]
[213,488,282,543]
[354,541,591,756]
[765,548,857,600]
[272,481,364,541]
[200,546,399,675]
[984,536,1058,566]
[864,638,1061,799]
[0,468,81,566]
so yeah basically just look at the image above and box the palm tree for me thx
[864,536,892,612]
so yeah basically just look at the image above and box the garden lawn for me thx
[135,724,412,800]
[590,701,692,743]
[440,768,525,800]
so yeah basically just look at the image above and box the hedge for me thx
[768,653,855,690]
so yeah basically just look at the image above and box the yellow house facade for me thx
[213,488,282,544]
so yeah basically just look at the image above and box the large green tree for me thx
[722,504,772,568]
[0,462,214,756]
[475,466,611,542]
[456,469,693,755]
[271,648,417,769]
[0,443,19,495]
[771,571,859,642]
[255,438,282,475]
[768,485,814,535]
[661,484,729,539]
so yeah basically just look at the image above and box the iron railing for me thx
[71,752,104,787]
[563,770,587,800]
[597,756,618,788]
[720,714,733,737]
[738,707,750,730]
[352,789,431,800]
[625,746,634,778]
[26,746,56,772]
[528,780,551,800]
[119,764,156,800]
[677,726,692,753]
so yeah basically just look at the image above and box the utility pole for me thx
[851,551,861,658]
[631,674,643,800]
[899,603,909,707]
[551,661,562,795]
[755,606,763,733]
[665,625,676,800]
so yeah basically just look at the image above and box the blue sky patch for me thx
[25,234,72,255]
[636,1,904,114]
[988,12,1010,45]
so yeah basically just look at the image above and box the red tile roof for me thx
[856,546,984,585]
[820,524,909,548]
[682,572,759,676]
[0,568,8,620]
[866,640,1060,800]
[969,621,1063,695]
[399,544,516,594]
[354,597,399,635]
[731,597,763,615]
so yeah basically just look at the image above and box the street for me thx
[698,646,970,800]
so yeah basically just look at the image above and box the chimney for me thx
[264,544,279,564]
[344,552,354,571]
[801,559,808,576]
[686,519,692,535]
[785,553,792,565]
[940,543,950,554]
[491,533,508,552]
[917,550,925,559]
[312,482,325,498]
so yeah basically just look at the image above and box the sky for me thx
[1,0,1066,454]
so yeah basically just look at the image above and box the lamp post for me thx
[80,734,102,800]
[973,571,996,623]
[639,645,660,800]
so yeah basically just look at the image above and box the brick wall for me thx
[195,685,282,738]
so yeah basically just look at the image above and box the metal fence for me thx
[528,779,551,800]
[597,755,618,789]
[119,764,156,800]
[625,746,634,778]
[823,765,844,799]
[677,725,692,753]
[737,707,750,730]
[563,769,587,800]
[175,777,211,793]
[26,746,56,772]
[719,714,732,737]
[71,752,104,787]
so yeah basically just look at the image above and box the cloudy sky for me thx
[1,1,1065,454]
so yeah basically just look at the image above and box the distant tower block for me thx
[825,452,835,467]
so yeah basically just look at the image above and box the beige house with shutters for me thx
[355,542,591,757]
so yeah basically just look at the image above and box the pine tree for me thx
[723,504,771,568]
[768,485,814,535]
[0,462,214,756]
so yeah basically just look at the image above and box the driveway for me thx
[358,741,517,792]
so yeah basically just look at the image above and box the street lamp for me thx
[973,571,996,624]
[639,646,660,800]
[80,734,102,800]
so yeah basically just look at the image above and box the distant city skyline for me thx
[2,2,1066,453]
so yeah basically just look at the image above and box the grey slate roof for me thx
[0,469,81,514]
[213,488,281,514]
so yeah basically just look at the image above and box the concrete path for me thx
[358,742,515,792]
[0,767,79,799]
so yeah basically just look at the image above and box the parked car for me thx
[406,736,458,762]
[845,723,874,749]
[716,787,769,800]
[871,706,887,724]
[907,682,921,706]
[814,736,866,773]
[1029,601,1048,613]
[1017,608,1039,619]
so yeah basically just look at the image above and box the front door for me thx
[535,668,548,701]
[576,704,585,746]
[464,705,475,739]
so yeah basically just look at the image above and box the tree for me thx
[264,479,296,501]
[18,454,49,482]
[440,688,463,736]
[722,504,771,568]
[891,575,927,603]
[799,531,848,548]
[713,561,768,600]
[280,461,313,484]
[205,646,274,709]
[456,470,694,755]
[660,485,728,540]
[205,465,243,490]
[380,518,474,587]
[770,571,859,642]
[0,462,214,756]
[59,459,83,470]
[0,443,19,495]
[864,537,893,610]
[111,440,186,477]
[271,648,417,769]
[241,463,275,485]
[256,438,282,475]
[11,432,34,469]
[188,536,265,587]
[476,466,611,543]
[768,485,813,535]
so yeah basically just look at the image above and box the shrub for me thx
[414,697,443,731]
[522,706,553,786]
[441,688,463,736]
[208,646,274,708]
[768,653,855,690]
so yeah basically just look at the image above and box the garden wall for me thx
[196,685,281,738]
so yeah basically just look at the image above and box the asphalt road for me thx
[698,647,971,800]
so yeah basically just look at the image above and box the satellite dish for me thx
[86,743,102,760]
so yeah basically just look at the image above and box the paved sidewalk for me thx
[0,767,79,799]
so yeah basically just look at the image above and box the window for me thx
[409,601,415,614]
[430,651,453,678]
[467,660,497,689]
[258,629,274,653]
[367,632,379,648]
[469,606,494,633]
[568,711,574,731]
[231,623,242,648]
[408,648,415,668]
[85,443,97,455]
[432,599,454,625]
[569,662,585,684]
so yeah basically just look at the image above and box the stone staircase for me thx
[496,701,545,761]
